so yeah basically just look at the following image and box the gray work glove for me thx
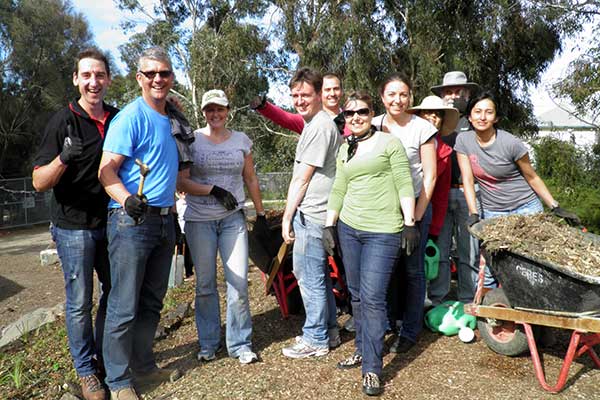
[401,225,420,256]
[211,185,237,210]
[551,206,581,227]
[59,123,83,164]
[322,225,340,257]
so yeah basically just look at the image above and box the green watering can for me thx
[424,301,477,342]
[424,239,439,281]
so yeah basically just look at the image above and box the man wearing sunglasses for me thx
[98,47,181,400]
[281,67,342,359]
[32,48,118,400]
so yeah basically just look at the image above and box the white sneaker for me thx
[282,337,329,358]
[238,350,258,364]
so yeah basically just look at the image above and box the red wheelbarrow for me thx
[465,219,600,393]
[248,216,348,319]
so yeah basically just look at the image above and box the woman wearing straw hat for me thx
[405,96,458,306]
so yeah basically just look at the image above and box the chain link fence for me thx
[0,172,292,230]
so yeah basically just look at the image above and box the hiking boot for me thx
[343,316,355,332]
[282,337,329,359]
[80,374,106,400]
[328,328,341,349]
[110,387,140,400]
[390,336,415,353]
[337,353,362,370]
[362,372,383,396]
[134,367,182,387]
[238,350,258,365]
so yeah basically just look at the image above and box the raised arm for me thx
[257,101,305,134]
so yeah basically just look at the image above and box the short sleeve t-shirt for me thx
[372,114,436,197]
[103,97,179,208]
[454,129,537,211]
[295,110,342,224]
[184,129,252,222]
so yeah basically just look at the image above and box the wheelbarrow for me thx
[248,216,348,319]
[464,219,600,393]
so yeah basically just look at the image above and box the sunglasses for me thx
[343,108,370,118]
[138,70,173,80]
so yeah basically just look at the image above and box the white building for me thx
[536,107,599,148]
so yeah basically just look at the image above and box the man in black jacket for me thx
[32,48,118,400]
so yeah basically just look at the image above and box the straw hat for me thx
[406,95,459,135]
[430,71,480,96]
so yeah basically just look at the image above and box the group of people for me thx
[33,44,580,400]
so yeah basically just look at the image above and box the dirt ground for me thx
[0,226,599,399]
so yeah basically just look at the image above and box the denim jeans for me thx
[185,210,253,357]
[52,225,110,377]
[103,209,175,391]
[483,197,543,219]
[338,220,400,376]
[292,212,337,348]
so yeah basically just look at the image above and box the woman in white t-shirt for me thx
[177,89,269,365]
[373,73,437,353]
[455,91,580,226]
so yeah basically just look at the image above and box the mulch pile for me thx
[478,213,600,277]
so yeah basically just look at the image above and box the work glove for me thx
[210,185,238,210]
[124,194,148,220]
[322,225,340,257]
[249,94,267,110]
[467,213,480,228]
[252,214,271,245]
[401,225,420,256]
[59,123,83,164]
[551,206,581,227]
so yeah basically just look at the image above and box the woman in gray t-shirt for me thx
[455,91,579,225]
[177,89,267,365]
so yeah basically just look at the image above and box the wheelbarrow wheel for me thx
[478,288,529,357]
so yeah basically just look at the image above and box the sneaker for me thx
[238,350,258,364]
[282,337,329,358]
[328,328,341,349]
[134,367,182,387]
[343,316,355,332]
[337,353,362,370]
[110,387,140,400]
[197,344,223,362]
[80,374,106,400]
[362,372,383,396]
[390,336,415,353]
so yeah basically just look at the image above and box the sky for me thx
[70,0,592,117]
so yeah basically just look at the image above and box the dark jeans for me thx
[338,220,401,376]
[52,225,110,377]
[103,209,175,391]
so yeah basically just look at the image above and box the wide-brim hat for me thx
[406,96,459,135]
[430,71,480,96]
[201,89,229,110]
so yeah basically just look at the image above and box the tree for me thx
[0,0,93,177]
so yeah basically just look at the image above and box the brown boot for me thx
[134,367,182,389]
[80,374,107,400]
[110,387,140,400]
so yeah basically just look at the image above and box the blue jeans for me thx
[103,209,175,391]
[292,212,337,348]
[483,197,543,219]
[52,225,110,377]
[338,221,400,376]
[185,211,253,357]
[429,188,497,304]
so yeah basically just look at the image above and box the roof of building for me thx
[537,107,598,130]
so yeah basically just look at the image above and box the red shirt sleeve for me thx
[257,102,305,134]
[429,136,452,236]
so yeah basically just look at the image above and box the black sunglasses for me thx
[343,108,370,118]
[138,70,173,80]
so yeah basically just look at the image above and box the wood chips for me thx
[478,213,600,277]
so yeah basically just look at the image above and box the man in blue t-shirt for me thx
[98,47,181,400]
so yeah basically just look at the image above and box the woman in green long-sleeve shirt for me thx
[322,91,417,396]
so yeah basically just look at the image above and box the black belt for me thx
[146,206,172,215]
[451,184,463,188]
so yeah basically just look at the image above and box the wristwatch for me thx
[257,211,266,217]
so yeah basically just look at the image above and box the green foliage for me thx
[532,137,600,232]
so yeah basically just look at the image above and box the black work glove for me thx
[322,225,340,257]
[249,94,267,110]
[253,214,271,244]
[210,185,237,210]
[59,123,83,164]
[124,194,148,220]
[467,213,480,227]
[401,225,420,256]
[552,206,581,227]
[333,112,345,135]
